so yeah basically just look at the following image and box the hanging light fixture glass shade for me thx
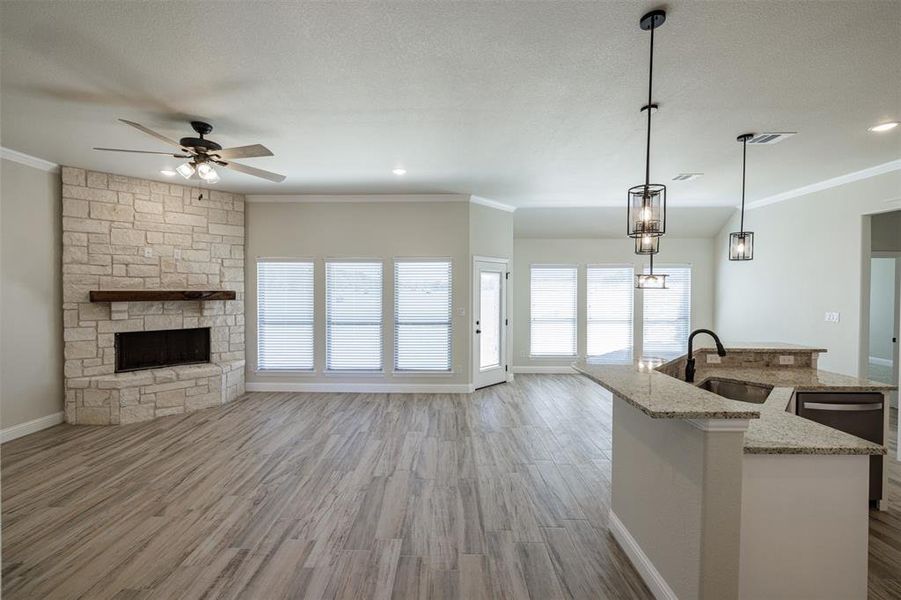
[636,250,668,289]
[635,233,660,255]
[729,133,755,261]
[175,162,195,179]
[627,9,667,240]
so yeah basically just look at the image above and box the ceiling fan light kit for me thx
[94,119,286,183]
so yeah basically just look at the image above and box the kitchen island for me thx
[574,344,894,600]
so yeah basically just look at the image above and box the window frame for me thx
[255,258,316,373]
[586,264,635,363]
[392,258,454,374]
[641,263,692,358]
[325,258,385,373]
[529,264,579,358]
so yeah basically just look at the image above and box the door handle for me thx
[475,329,481,334]
[802,402,883,412]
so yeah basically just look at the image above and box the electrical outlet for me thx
[705,354,721,364]
[174,248,182,260]
[143,247,152,258]
[456,307,465,317]
[779,355,795,365]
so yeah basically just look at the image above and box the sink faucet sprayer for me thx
[685,329,726,383]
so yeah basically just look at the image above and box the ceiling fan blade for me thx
[118,119,188,151]
[209,144,273,160]
[220,160,286,183]
[94,147,191,157]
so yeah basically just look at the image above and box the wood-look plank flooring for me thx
[1,376,898,599]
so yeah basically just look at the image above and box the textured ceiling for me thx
[1,1,899,207]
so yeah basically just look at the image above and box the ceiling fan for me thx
[94,119,286,183]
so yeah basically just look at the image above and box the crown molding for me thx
[245,193,469,204]
[747,159,901,210]
[470,195,516,212]
[1,147,60,173]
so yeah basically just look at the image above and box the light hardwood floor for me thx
[1,375,899,599]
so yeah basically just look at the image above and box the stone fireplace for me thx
[61,167,245,425]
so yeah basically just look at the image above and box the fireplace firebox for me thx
[115,327,211,373]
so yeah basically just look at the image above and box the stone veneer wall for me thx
[61,167,245,424]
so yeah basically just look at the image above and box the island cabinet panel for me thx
[795,392,884,502]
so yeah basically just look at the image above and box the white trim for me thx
[608,510,679,600]
[869,356,893,367]
[470,195,516,213]
[472,255,509,265]
[1,412,65,444]
[246,382,473,393]
[1,147,60,173]
[513,365,577,374]
[245,193,469,204]
[686,418,751,432]
[747,159,901,210]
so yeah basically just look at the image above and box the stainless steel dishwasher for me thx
[796,392,884,503]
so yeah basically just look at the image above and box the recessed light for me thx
[868,121,899,133]
[392,168,407,176]
[160,169,176,177]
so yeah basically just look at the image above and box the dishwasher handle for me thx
[802,401,883,412]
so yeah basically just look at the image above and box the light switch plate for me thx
[706,354,722,364]
[456,307,465,317]
[824,311,841,323]
[779,355,795,365]
[143,247,152,258]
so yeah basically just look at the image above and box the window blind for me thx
[326,261,383,371]
[257,260,314,371]
[642,265,691,357]
[394,260,452,371]
[530,266,577,356]
[586,266,634,362]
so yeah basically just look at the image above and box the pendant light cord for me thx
[644,22,655,188]
[740,137,747,233]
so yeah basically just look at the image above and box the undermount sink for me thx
[696,378,773,404]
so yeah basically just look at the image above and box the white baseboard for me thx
[608,510,678,600]
[512,365,577,374]
[1,412,65,444]
[246,382,475,394]
[869,356,893,367]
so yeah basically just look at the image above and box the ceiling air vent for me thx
[672,173,703,182]
[747,132,797,145]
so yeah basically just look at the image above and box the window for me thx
[394,260,452,371]
[326,261,383,371]
[587,266,634,362]
[257,260,314,371]
[530,266,577,356]
[642,265,691,357]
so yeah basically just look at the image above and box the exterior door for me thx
[473,259,507,389]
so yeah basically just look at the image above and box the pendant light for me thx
[627,9,667,241]
[635,233,659,255]
[636,251,668,289]
[729,133,755,260]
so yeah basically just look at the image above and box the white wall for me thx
[245,198,473,389]
[512,237,716,369]
[869,257,895,361]
[1,158,63,431]
[715,170,901,376]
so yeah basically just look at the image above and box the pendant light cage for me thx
[635,251,668,289]
[635,232,660,255]
[628,184,666,238]
[730,132,755,261]
[729,231,754,261]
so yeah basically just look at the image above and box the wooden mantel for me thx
[89,290,237,303]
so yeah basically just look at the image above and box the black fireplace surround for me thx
[115,327,211,373]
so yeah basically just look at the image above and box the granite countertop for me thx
[573,361,761,420]
[574,344,894,456]
[737,387,886,455]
